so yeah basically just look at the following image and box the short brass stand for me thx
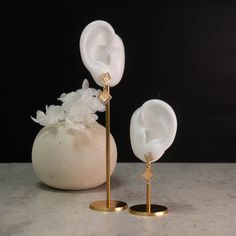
[89,73,128,212]
[129,153,168,217]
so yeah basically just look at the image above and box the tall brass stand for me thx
[89,73,128,212]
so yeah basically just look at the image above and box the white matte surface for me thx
[32,122,117,190]
[80,20,125,87]
[1,163,236,236]
[130,99,177,162]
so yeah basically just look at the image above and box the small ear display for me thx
[80,20,125,87]
[130,99,177,162]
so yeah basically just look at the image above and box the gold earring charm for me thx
[98,73,112,105]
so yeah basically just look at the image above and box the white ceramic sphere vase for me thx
[32,122,117,190]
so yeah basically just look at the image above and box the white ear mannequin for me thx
[80,20,125,87]
[130,99,177,162]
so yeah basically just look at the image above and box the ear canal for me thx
[86,28,113,66]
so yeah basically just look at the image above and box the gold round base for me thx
[129,204,168,217]
[89,200,128,212]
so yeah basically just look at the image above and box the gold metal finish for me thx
[129,153,168,217]
[129,204,168,216]
[106,84,111,208]
[90,72,127,212]
[142,168,153,182]
[90,200,128,212]
[101,72,112,85]
[146,182,151,213]
[144,153,153,213]
[98,89,112,104]
[144,152,154,163]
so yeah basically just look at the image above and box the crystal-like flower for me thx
[31,105,64,126]
[32,79,105,130]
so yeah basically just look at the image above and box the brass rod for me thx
[146,159,152,213]
[146,181,151,213]
[106,85,111,208]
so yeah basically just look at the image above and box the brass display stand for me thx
[89,73,128,212]
[129,153,168,216]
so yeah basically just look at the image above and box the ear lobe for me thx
[80,20,125,87]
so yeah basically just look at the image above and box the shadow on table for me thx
[165,201,195,214]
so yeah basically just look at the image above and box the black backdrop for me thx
[1,2,236,162]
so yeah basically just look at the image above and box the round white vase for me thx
[32,122,117,190]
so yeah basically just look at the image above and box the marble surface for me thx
[0,163,236,236]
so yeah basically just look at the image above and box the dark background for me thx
[1,2,236,162]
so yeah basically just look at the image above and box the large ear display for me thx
[130,99,177,162]
[80,20,125,87]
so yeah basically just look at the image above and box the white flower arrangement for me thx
[32,79,105,130]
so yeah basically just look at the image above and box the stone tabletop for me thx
[0,163,236,236]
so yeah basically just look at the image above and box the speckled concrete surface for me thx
[0,163,236,236]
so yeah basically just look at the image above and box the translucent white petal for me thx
[46,105,65,124]
[31,110,48,126]
[58,91,76,103]
[82,79,89,89]
[86,114,98,123]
